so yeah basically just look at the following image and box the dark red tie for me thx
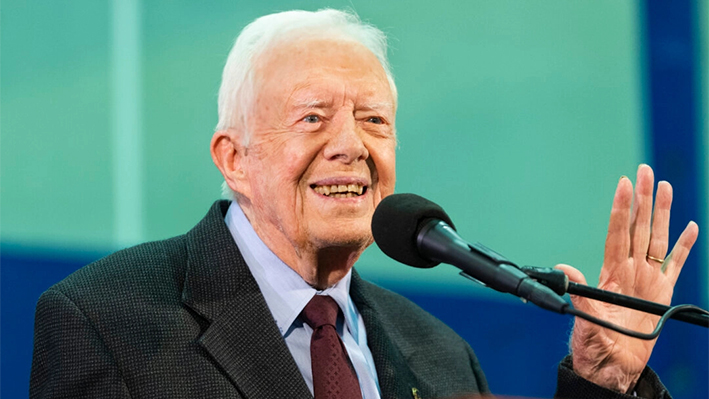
[301,295,363,399]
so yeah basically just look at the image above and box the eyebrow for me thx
[357,102,394,112]
[291,99,394,113]
[292,98,331,109]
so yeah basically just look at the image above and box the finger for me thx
[555,264,591,312]
[554,264,587,285]
[629,164,655,258]
[604,176,633,268]
[647,181,672,260]
[664,221,699,285]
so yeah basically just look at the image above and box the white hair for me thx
[216,9,398,199]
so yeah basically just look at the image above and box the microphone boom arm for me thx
[521,266,709,328]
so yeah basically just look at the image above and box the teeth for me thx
[312,183,365,197]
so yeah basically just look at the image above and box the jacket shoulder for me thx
[44,235,188,308]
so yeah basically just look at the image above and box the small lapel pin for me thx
[411,387,422,399]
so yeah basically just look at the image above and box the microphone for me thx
[371,193,569,313]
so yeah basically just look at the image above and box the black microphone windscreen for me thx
[371,193,455,268]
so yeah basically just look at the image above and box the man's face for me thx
[237,38,397,255]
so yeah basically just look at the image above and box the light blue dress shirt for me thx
[225,202,381,399]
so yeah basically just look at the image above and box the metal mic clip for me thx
[520,266,569,296]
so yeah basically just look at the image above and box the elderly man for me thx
[31,9,698,399]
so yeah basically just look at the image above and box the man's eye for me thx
[367,116,384,125]
[303,115,320,123]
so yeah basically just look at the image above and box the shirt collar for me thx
[224,201,360,341]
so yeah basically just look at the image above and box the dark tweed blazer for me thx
[30,201,670,399]
[30,201,488,398]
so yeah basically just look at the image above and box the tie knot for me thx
[301,295,339,330]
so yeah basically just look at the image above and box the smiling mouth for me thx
[310,183,367,198]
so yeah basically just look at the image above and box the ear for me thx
[210,129,252,199]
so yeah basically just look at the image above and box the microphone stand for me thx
[520,266,709,328]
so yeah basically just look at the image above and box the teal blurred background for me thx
[2,0,707,398]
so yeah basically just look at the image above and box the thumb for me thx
[554,264,590,310]
[554,263,587,285]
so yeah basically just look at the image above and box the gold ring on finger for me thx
[646,254,665,264]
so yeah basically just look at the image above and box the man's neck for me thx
[240,206,367,290]
[269,241,365,290]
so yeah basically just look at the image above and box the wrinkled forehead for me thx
[252,36,394,103]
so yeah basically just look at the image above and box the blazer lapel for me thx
[351,271,422,399]
[181,201,312,399]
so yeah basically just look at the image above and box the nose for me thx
[323,115,369,163]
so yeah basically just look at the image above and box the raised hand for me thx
[556,164,699,393]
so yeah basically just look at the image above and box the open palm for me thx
[556,164,699,393]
